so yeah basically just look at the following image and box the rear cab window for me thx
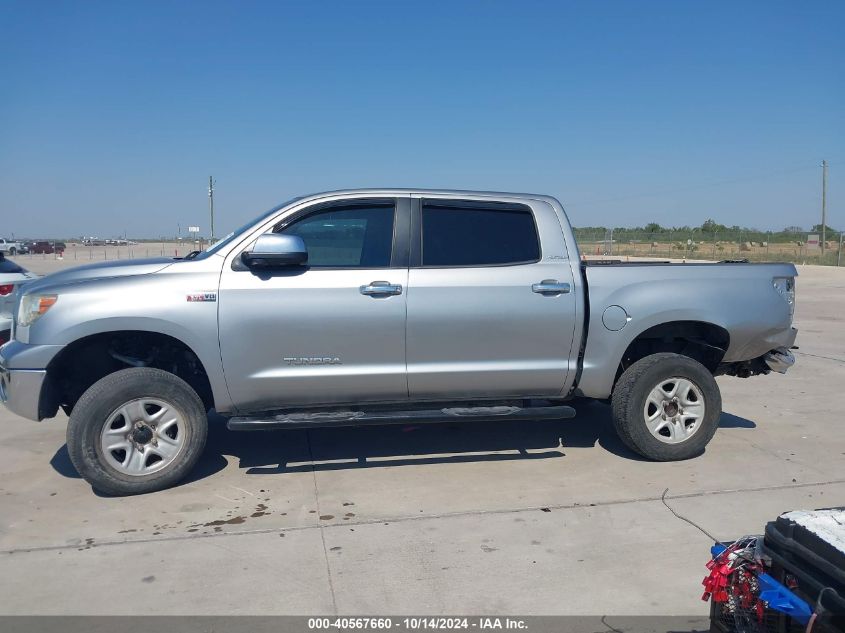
[420,201,540,267]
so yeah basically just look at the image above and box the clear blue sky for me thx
[1,0,842,238]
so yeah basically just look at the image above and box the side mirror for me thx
[241,234,308,268]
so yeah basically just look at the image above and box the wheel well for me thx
[46,331,214,415]
[615,321,730,385]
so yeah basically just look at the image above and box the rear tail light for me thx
[0,284,14,296]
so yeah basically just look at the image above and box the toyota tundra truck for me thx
[0,189,798,495]
[0,238,24,256]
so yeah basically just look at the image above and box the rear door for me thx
[218,196,411,412]
[406,196,578,400]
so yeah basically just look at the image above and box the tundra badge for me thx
[284,357,342,365]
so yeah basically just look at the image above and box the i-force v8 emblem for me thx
[186,292,217,302]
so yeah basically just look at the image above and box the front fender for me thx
[20,265,232,413]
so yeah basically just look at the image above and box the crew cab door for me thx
[218,196,410,412]
[406,196,578,399]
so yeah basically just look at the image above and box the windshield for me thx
[196,196,303,258]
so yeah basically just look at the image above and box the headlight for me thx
[773,277,795,319]
[17,294,58,327]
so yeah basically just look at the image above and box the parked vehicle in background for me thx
[29,242,54,254]
[0,253,38,346]
[30,241,64,254]
[0,189,798,495]
[0,238,23,256]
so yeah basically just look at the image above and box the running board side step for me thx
[227,404,576,431]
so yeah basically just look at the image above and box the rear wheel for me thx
[611,353,721,460]
[9,247,16,256]
[67,368,208,495]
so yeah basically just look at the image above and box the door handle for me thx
[532,280,571,295]
[360,281,403,296]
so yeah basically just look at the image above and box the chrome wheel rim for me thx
[643,377,705,444]
[100,398,185,476]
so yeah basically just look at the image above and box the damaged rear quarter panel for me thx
[576,261,797,399]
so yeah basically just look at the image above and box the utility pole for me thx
[208,176,216,241]
[821,160,828,257]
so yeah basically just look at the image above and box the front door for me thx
[219,197,410,413]
[406,197,578,400]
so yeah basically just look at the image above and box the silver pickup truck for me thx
[0,238,24,256]
[0,189,797,495]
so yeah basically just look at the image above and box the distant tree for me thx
[783,226,803,233]
[701,219,728,233]
[811,223,839,236]
[644,222,663,233]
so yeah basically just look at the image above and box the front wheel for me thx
[9,248,16,256]
[611,353,721,461]
[67,368,208,495]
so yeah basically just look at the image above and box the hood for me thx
[22,258,175,294]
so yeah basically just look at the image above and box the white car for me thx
[0,253,38,345]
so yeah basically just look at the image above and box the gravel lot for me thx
[1,258,843,615]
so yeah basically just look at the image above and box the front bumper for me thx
[0,366,48,420]
[0,341,64,421]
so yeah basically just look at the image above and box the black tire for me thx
[67,368,208,495]
[9,248,16,256]
[611,353,721,461]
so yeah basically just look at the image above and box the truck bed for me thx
[574,260,797,398]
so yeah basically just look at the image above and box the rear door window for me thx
[421,202,540,267]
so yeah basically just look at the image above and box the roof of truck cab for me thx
[286,188,563,206]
